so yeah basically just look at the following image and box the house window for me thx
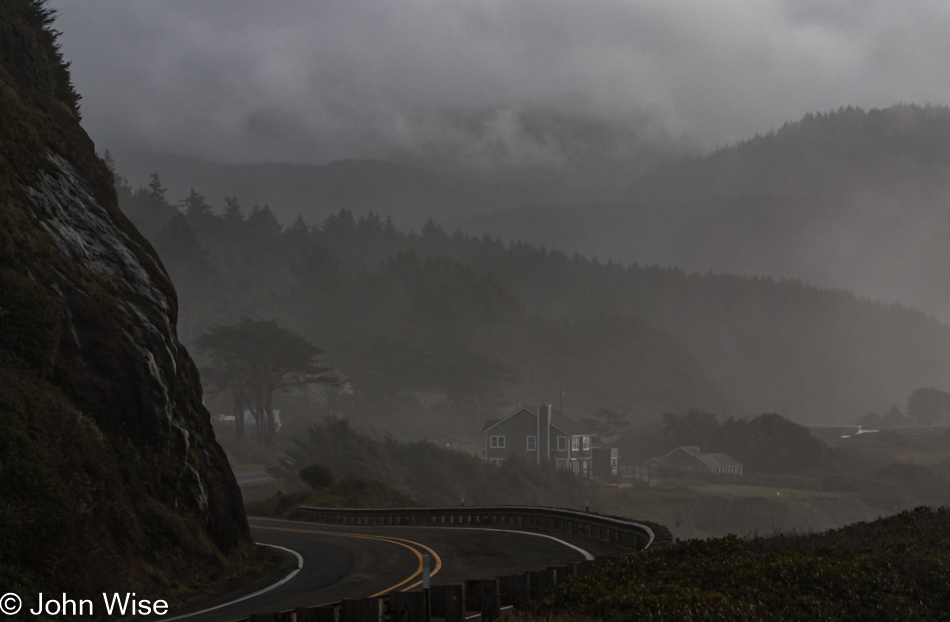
[582,436,590,450]
[526,436,537,451]
[489,458,503,466]
[572,437,580,451]
[490,435,505,449]
[556,459,569,469]
[557,436,568,451]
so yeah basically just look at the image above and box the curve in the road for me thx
[161,544,303,622]
[255,525,443,596]
[162,517,596,621]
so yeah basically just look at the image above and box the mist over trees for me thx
[112,165,950,425]
[197,318,336,446]
[464,104,950,322]
[662,411,831,474]
[117,172,723,422]
[906,388,950,425]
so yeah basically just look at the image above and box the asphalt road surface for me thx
[159,517,595,622]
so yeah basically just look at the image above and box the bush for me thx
[299,463,334,490]
[530,506,950,621]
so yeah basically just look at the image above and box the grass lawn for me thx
[693,483,842,500]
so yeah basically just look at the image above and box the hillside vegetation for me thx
[241,411,950,541]
[251,418,589,514]
[109,150,572,230]
[117,179,724,422]
[116,175,950,422]
[528,506,950,621]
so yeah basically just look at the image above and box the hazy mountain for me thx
[118,173,950,424]
[463,104,950,321]
[110,150,581,230]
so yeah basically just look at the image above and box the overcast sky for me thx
[52,0,950,172]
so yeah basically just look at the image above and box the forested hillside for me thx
[465,104,950,322]
[117,175,721,426]
[109,150,572,230]
[116,172,950,425]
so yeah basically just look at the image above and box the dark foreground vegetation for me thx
[528,506,950,621]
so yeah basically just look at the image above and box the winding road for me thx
[160,517,596,622]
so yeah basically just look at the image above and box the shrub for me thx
[299,463,335,490]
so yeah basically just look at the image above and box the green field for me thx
[693,483,840,500]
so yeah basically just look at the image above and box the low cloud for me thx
[53,0,950,174]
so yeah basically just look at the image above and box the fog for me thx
[49,0,950,411]
[15,0,950,556]
[53,0,950,177]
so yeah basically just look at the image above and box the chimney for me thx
[537,404,543,464]
[547,404,552,461]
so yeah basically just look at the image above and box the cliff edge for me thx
[0,0,250,601]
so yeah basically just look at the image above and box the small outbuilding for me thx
[646,445,743,475]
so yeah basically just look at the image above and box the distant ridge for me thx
[462,104,950,322]
[110,150,568,229]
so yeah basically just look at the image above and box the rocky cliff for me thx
[0,0,249,599]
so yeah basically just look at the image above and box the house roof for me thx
[482,418,500,432]
[482,406,592,436]
[550,411,588,436]
[702,453,743,468]
[649,445,743,468]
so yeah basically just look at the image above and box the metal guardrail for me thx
[298,505,672,552]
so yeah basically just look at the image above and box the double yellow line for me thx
[256,525,443,597]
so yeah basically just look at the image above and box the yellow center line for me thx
[254,525,443,597]
[384,536,442,592]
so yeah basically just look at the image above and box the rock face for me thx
[0,0,248,583]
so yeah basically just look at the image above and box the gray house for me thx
[483,405,598,474]
[646,445,743,475]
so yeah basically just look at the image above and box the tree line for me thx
[108,156,950,427]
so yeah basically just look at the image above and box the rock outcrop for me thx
[0,0,249,597]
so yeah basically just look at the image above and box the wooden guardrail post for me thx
[389,591,427,622]
[341,598,382,622]
[477,579,499,621]
[526,571,540,601]
[297,605,337,621]
[430,584,464,622]
[294,607,316,622]
[508,573,529,609]
[496,575,512,607]
[463,579,478,612]
[564,564,577,580]
[575,560,596,575]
